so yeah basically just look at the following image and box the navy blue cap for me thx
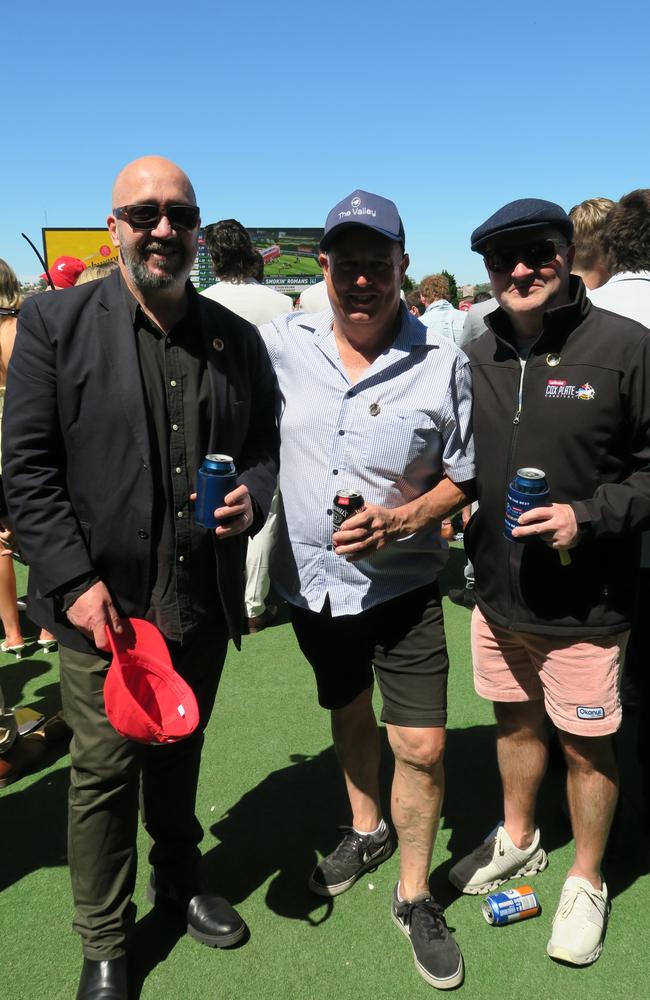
[471,199,573,253]
[320,189,405,251]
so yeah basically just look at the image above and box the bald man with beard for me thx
[3,157,279,999]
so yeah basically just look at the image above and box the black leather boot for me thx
[76,956,128,999]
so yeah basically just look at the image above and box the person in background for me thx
[568,197,614,291]
[0,260,56,655]
[588,189,650,323]
[41,255,86,288]
[418,274,466,345]
[406,289,425,317]
[201,219,292,325]
[75,260,119,285]
[202,219,290,632]
[297,278,330,313]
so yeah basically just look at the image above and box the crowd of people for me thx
[1,159,649,999]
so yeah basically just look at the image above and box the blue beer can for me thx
[482,885,541,925]
[504,467,550,542]
[194,454,238,529]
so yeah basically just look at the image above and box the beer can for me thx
[194,454,238,529]
[332,490,364,531]
[504,467,550,541]
[482,885,541,925]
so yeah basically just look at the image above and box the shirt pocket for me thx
[360,409,440,481]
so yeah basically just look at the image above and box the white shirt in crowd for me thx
[201,278,292,325]
[587,271,650,327]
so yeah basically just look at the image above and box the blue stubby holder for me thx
[194,454,238,529]
[504,467,550,542]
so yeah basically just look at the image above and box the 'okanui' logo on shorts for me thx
[576,706,605,720]
[545,380,596,400]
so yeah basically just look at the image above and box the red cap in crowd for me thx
[41,256,86,288]
[104,618,199,744]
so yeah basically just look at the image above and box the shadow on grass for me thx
[0,763,69,891]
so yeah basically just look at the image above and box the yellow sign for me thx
[42,229,118,269]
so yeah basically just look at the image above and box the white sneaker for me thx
[547,876,609,965]
[449,824,548,894]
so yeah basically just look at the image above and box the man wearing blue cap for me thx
[449,198,650,967]
[260,190,474,990]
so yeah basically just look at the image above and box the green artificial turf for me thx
[0,553,647,999]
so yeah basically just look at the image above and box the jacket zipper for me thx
[505,356,530,627]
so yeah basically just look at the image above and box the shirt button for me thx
[175,466,182,474]
[178,555,185,563]
[177,511,184,518]
[326,544,332,551]
[332,469,338,475]
[170,379,177,387]
[142,462,149,471]
[137,529,148,539]
[338,430,345,436]
[327,509,332,516]
[172,423,179,431]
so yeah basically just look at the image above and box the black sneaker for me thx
[447,587,476,610]
[391,884,464,990]
[309,825,395,896]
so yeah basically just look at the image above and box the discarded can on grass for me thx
[482,885,541,925]
[332,490,365,531]
[504,468,550,541]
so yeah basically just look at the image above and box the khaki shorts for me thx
[471,606,627,736]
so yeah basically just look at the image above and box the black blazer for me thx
[2,270,279,653]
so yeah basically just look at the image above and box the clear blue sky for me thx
[2,0,649,284]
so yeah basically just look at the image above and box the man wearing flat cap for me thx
[449,198,650,966]
[260,190,474,990]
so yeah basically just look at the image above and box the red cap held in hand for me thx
[104,618,199,744]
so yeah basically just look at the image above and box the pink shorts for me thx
[471,606,627,736]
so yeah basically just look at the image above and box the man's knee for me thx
[558,730,616,773]
[389,725,446,772]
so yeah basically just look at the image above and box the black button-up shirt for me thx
[123,279,221,641]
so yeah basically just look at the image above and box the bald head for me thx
[111,156,196,209]
[107,155,200,298]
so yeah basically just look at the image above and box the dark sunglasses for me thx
[483,238,564,274]
[113,203,200,231]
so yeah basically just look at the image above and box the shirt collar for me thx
[120,273,198,331]
[606,270,650,284]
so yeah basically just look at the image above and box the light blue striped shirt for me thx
[420,299,467,346]
[259,304,474,615]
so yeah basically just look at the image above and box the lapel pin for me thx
[546,353,561,367]
[369,402,381,416]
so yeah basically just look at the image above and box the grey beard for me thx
[126,256,176,290]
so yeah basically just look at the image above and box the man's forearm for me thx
[397,478,476,536]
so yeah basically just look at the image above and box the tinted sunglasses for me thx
[483,238,564,274]
[113,203,200,231]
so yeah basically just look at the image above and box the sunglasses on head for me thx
[113,203,200,231]
[483,238,564,274]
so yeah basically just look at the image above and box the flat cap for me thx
[471,198,573,252]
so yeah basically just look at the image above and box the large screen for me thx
[43,226,324,294]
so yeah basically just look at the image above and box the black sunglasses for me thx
[483,238,564,274]
[113,203,200,231]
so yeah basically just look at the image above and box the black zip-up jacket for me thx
[465,277,650,636]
